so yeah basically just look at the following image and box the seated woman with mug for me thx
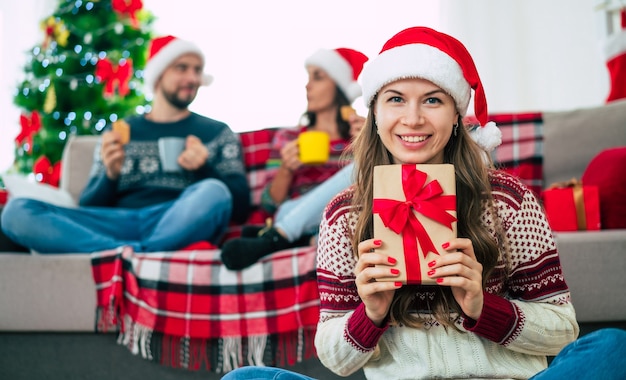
[220,47,368,270]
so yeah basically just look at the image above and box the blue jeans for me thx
[274,162,353,242]
[530,328,626,379]
[1,178,232,253]
[221,328,626,380]
[221,366,314,380]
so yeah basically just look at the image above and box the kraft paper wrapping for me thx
[373,164,457,285]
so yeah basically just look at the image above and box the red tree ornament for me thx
[112,0,143,28]
[16,111,42,153]
[95,58,133,97]
[33,156,61,187]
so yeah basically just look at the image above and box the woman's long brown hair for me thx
[303,85,352,140]
[349,97,503,329]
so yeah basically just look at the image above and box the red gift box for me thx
[542,178,601,232]
[373,164,457,285]
[0,189,7,206]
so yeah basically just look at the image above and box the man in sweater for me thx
[1,35,250,253]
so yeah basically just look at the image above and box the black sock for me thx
[221,228,293,270]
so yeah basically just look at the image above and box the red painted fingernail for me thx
[373,239,382,246]
[427,269,435,276]
[436,278,444,284]
[428,260,436,268]
[442,242,450,249]
[390,268,400,275]
[394,282,403,287]
[388,256,397,264]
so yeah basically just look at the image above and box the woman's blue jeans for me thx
[274,162,353,242]
[530,327,626,379]
[221,328,626,380]
[1,178,232,253]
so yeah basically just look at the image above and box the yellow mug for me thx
[298,131,330,164]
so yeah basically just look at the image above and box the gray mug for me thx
[158,137,185,172]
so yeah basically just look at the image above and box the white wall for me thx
[0,0,55,173]
[143,0,443,129]
[0,0,614,173]
[440,0,610,114]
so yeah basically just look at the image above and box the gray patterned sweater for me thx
[79,112,250,223]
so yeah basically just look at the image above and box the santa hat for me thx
[143,35,213,93]
[360,26,501,151]
[304,48,369,103]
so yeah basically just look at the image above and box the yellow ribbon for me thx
[41,17,69,48]
[548,178,587,230]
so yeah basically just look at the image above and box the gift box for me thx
[373,164,457,285]
[0,189,7,206]
[542,178,601,231]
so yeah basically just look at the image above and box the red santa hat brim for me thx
[361,43,471,116]
[143,38,213,93]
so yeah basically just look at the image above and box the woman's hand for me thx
[427,238,484,320]
[279,139,302,172]
[178,135,209,171]
[101,131,125,180]
[355,239,401,326]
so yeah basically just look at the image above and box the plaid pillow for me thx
[489,113,544,197]
[222,128,279,241]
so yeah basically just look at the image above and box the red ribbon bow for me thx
[34,155,61,188]
[16,111,42,153]
[373,165,456,283]
[95,58,133,97]
[112,0,143,28]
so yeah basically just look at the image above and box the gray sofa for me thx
[540,100,626,322]
[1,100,625,379]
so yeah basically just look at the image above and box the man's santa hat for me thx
[304,48,369,103]
[143,35,213,93]
[360,26,501,152]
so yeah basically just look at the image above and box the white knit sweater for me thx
[314,171,579,380]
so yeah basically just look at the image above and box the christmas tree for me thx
[10,0,155,187]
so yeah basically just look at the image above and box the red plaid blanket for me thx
[489,112,544,196]
[90,128,321,373]
[91,245,319,372]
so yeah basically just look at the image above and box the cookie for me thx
[112,120,130,145]
[340,106,356,121]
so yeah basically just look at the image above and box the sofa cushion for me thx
[582,146,626,229]
[543,99,626,187]
[60,134,100,202]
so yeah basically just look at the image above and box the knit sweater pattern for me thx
[315,170,579,380]
[79,112,250,223]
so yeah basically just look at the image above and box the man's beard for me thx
[163,87,197,110]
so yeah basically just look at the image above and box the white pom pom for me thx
[469,121,502,152]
